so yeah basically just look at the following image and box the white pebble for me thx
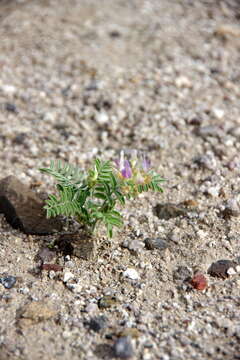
[175,76,192,88]
[123,268,140,280]
[212,108,224,119]
[63,271,74,283]
[96,112,109,125]
[1,84,17,96]
[227,267,236,276]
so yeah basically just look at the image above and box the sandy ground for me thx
[0,0,240,359]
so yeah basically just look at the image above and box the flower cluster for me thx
[114,150,158,198]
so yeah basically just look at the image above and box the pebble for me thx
[66,283,82,293]
[1,84,17,96]
[42,264,63,272]
[95,111,109,125]
[144,238,168,251]
[206,185,220,197]
[222,199,240,218]
[212,108,224,120]
[189,272,208,291]
[85,303,99,313]
[227,268,237,276]
[98,295,118,309]
[173,266,192,281]
[123,268,140,281]
[175,75,192,88]
[193,153,217,170]
[0,275,17,289]
[5,102,17,112]
[88,315,108,332]
[63,271,74,283]
[118,328,140,339]
[154,203,189,220]
[37,247,56,263]
[208,259,236,279]
[125,239,145,252]
[113,336,134,359]
[196,125,222,138]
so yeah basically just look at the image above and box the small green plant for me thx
[40,150,164,238]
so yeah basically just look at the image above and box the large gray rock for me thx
[0,175,62,235]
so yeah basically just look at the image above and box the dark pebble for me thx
[12,133,27,145]
[98,295,118,309]
[88,316,108,332]
[208,259,236,279]
[0,275,16,289]
[113,336,134,359]
[173,266,192,281]
[221,199,240,219]
[109,30,121,38]
[144,238,168,251]
[5,102,17,113]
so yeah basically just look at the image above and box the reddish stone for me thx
[42,264,63,272]
[190,272,207,291]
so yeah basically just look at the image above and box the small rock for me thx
[88,315,108,332]
[154,203,189,220]
[227,268,237,276]
[1,84,16,96]
[47,265,61,276]
[229,126,240,139]
[208,259,236,279]
[113,336,134,359]
[0,275,16,289]
[66,283,82,293]
[118,328,140,339]
[95,112,109,125]
[63,271,74,283]
[57,233,94,260]
[180,199,198,208]
[221,199,240,219]
[212,108,224,120]
[175,76,192,88]
[189,272,208,291]
[5,102,17,113]
[98,295,118,309]
[144,238,168,251]
[173,266,192,281]
[206,185,220,197]
[12,132,27,145]
[193,153,217,170]
[126,240,145,253]
[85,303,99,313]
[37,247,56,263]
[17,301,57,327]
[196,125,222,138]
[123,268,139,281]
[0,176,63,235]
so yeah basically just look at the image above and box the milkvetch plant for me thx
[40,150,164,238]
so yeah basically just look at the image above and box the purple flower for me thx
[141,154,151,172]
[114,151,132,179]
[121,159,132,178]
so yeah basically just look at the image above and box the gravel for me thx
[0,0,240,359]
